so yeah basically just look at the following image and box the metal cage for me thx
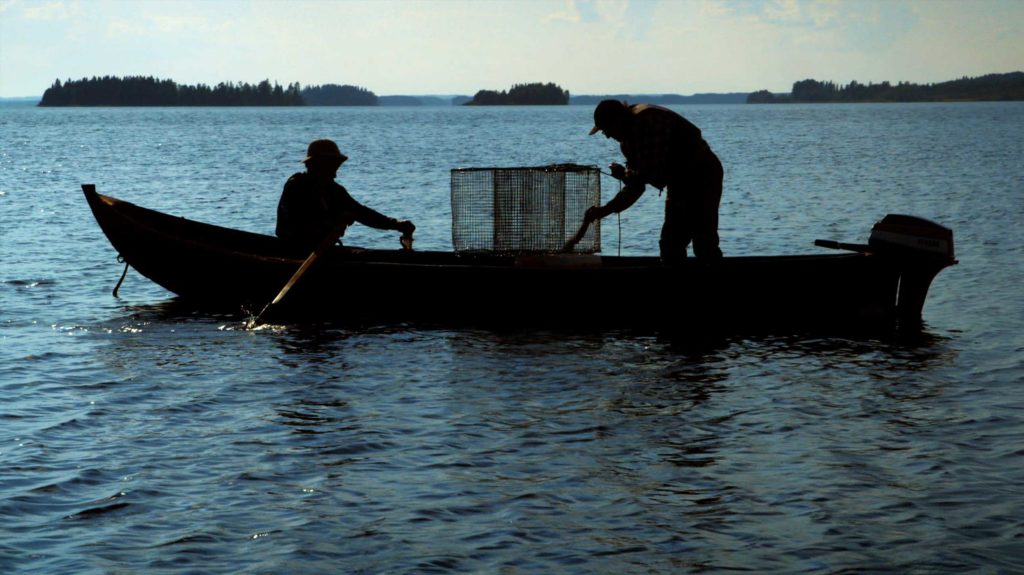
[450,164,601,254]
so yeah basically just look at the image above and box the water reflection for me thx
[78,303,967,571]
[115,298,243,326]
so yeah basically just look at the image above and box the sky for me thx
[1,0,1022,98]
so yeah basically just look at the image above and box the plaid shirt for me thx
[621,104,705,190]
[276,172,397,253]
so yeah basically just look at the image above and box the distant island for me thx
[39,76,305,106]
[748,72,1024,103]
[378,95,459,106]
[464,83,570,105]
[300,83,377,106]
[36,76,567,107]
[37,77,574,107]
[570,93,748,105]
[37,76,389,106]
[31,72,1024,107]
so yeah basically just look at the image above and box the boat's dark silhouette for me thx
[82,185,956,331]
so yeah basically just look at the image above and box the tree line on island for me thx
[40,76,341,106]
[748,72,1024,103]
[36,72,1024,107]
[37,76,570,107]
[464,83,570,105]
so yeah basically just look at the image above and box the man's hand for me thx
[395,220,415,236]
[609,162,627,180]
[396,220,415,251]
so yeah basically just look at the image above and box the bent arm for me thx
[349,202,405,231]
[587,179,645,221]
[604,179,645,214]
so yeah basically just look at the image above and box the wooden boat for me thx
[82,184,956,330]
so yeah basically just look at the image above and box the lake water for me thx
[2,102,1023,573]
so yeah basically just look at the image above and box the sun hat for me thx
[302,139,348,163]
[588,99,628,135]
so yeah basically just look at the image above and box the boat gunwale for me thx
[86,187,872,269]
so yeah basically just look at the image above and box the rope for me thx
[591,166,626,256]
[600,169,623,257]
[615,176,623,256]
[618,211,622,257]
[112,255,129,298]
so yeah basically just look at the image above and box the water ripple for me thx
[2,104,1023,574]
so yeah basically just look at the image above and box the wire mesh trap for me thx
[450,164,601,254]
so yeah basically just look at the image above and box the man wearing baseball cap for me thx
[276,139,415,254]
[585,100,723,262]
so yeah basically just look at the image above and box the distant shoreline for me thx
[6,94,752,106]
[7,70,1023,107]
[0,97,39,105]
[747,72,1023,104]
[9,96,1024,107]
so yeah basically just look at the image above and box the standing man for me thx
[276,139,415,254]
[585,100,723,262]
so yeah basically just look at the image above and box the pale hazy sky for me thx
[1,0,1021,98]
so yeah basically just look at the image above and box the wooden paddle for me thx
[252,220,350,325]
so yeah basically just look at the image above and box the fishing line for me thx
[596,167,623,257]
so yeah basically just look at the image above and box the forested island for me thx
[34,72,1024,107]
[748,72,1024,103]
[38,76,384,106]
[300,84,377,106]
[39,76,305,106]
[36,76,570,106]
[463,83,570,105]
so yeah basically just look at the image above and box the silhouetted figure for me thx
[276,139,414,254]
[585,100,723,261]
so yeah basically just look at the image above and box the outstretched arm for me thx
[336,184,415,236]
[584,163,645,222]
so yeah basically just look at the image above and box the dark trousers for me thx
[659,149,724,262]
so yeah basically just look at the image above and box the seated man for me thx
[276,139,414,254]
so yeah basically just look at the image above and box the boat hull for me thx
[83,185,953,330]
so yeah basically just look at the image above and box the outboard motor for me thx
[866,214,957,326]
[815,214,956,326]
[869,214,956,263]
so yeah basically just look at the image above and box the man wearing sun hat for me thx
[584,100,723,262]
[275,139,415,254]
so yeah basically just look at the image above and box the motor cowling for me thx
[869,214,955,262]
